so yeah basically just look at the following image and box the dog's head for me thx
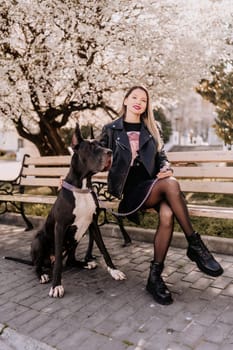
[70,123,112,177]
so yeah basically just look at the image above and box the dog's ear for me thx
[71,123,84,149]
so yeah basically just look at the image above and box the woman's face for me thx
[124,88,147,116]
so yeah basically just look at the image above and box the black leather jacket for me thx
[99,117,169,198]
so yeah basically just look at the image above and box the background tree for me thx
[1,0,233,155]
[153,108,172,144]
[0,0,118,155]
[196,60,233,147]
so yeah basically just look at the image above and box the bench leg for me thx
[19,203,34,231]
[97,208,132,246]
[113,215,132,247]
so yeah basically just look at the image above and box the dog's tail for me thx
[3,256,33,266]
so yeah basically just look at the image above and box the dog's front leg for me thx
[89,219,126,281]
[84,229,95,262]
[49,224,65,298]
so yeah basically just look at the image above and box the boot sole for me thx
[146,284,173,305]
[187,251,223,277]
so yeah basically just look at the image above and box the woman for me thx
[99,85,223,305]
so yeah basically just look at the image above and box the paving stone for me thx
[204,322,233,344]
[20,313,55,334]
[177,322,206,347]
[8,309,40,328]
[195,341,221,350]
[221,283,233,297]
[42,322,79,347]
[183,298,209,315]
[182,270,204,283]
[0,222,233,350]
[191,277,214,290]
[30,318,65,341]
[165,271,186,284]
[197,306,224,326]
[223,328,233,348]
[199,286,222,300]
[221,345,233,350]
[218,305,233,324]
[0,302,28,323]
[169,279,191,295]
[57,328,93,350]
[211,276,232,289]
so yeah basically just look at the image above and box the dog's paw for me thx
[84,260,97,269]
[49,285,64,298]
[107,267,126,280]
[40,274,50,284]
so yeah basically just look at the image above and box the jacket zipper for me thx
[115,140,127,150]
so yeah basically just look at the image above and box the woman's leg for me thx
[144,177,223,277]
[153,201,174,262]
[144,177,193,236]
[146,201,174,305]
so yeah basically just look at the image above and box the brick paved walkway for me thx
[0,223,232,350]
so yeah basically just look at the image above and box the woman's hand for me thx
[157,166,173,179]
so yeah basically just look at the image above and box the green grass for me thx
[17,191,233,239]
[114,212,233,238]
[103,192,233,239]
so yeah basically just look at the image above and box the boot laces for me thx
[194,235,212,260]
[157,276,169,293]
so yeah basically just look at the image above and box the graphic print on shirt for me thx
[127,131,140,165]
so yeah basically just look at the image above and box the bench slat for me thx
[22,167,69,177]
[0,193,119,208]
[24,151,233,166]
[1,194,232,219]
[0,194,56,204]
[20,178,60,187]
[187,204,233,219]
[179,180,233,194]
[173,166,233,179]
[24,155,71,166]
[168,150,233,163]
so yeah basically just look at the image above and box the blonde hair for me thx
[119,85,163,151]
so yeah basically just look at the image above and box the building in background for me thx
[0,126,39,160]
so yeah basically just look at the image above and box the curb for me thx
[0,213,233,256]
[0,323,54,350]
[101,224,233,256]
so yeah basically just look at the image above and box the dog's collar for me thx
[62,181,91,194]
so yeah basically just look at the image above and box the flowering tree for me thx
[1,0,117,155]
[196,60,233,147]
[1,0,232,155]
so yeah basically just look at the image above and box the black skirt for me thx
[117,163,158,223]
[118,178,158,215]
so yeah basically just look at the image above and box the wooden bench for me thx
[0,151,232,234]
[169,150,233,219]
[0,154,119,231]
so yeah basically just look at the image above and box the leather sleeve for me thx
[157,145,170,169]
[98,125,113,150]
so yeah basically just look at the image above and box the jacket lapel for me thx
[110,117,131,151]
[139,123,153,149]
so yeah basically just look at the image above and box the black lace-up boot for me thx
[146,261,173,305]
[187,232,223,277]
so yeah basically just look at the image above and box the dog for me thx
[6,123,126,297]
